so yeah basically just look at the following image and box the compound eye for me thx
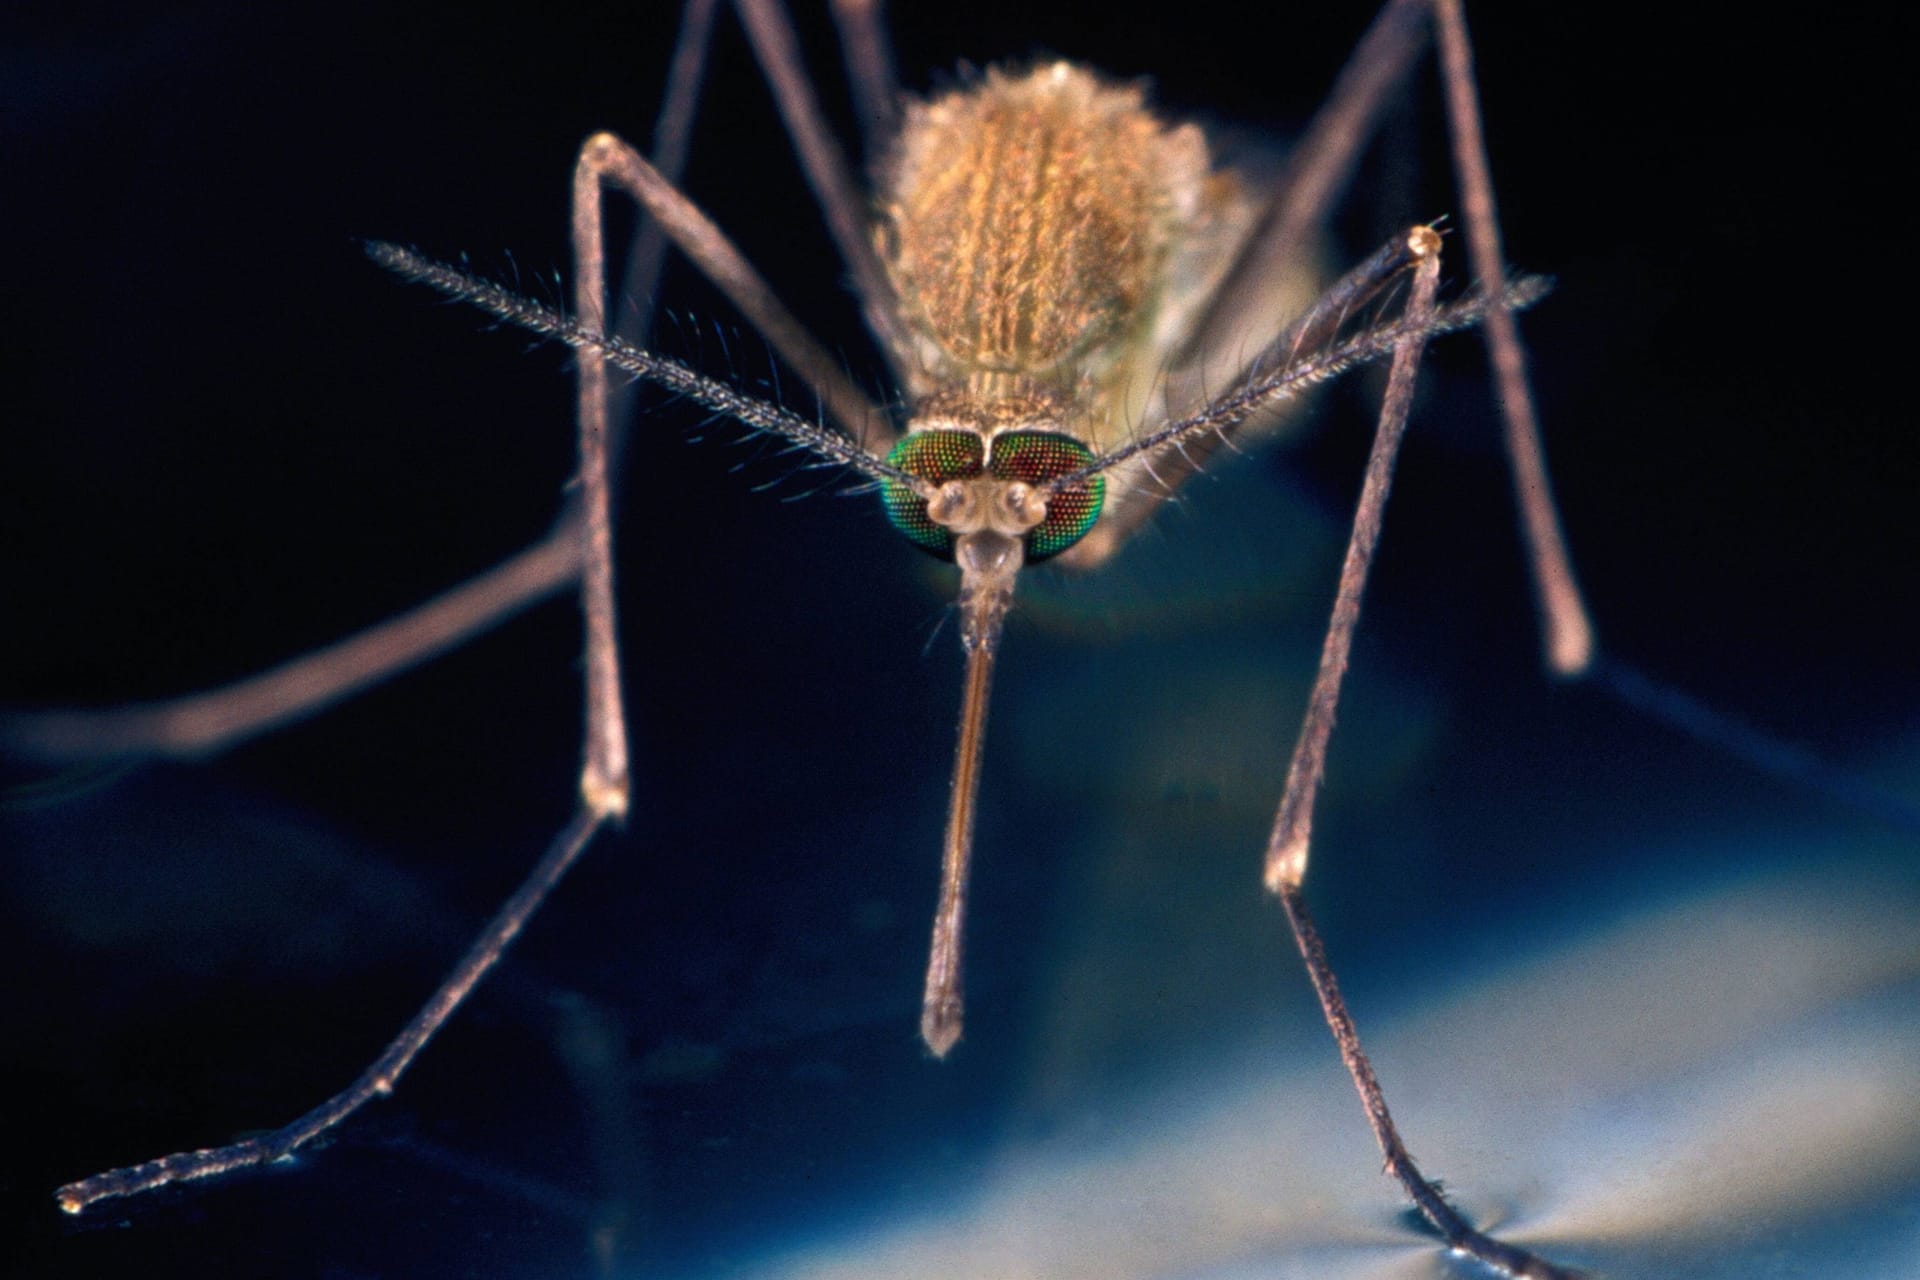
[882,429,984,558]
[988,430,1105,560]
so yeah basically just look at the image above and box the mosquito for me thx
[33,1,1591,1274]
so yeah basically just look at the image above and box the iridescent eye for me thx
[989,430,1105,560]
[882,429,984,557]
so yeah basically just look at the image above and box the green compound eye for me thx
[883,429,984,557]
[880,427,1105,562]
[989,430,1105,561]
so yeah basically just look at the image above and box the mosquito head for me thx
[880,392,1107,575]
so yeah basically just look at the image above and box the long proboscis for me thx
[365,242,927,495]
[919,624,999,1057]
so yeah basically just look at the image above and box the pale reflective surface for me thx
[739,859,1920,1279]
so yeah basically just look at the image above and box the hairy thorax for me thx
[879,63,1241,449]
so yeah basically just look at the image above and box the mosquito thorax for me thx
[880,393,1106,568]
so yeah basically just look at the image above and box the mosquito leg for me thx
[1264,250,1440,873]
[52,8,731,1202]
[56,805,610,1213]
[829,0,900,160]
[1431,0,1593,676]
[55,52,696,1214]
[0,530,581,761]
[1264,232,1578,1279]
[731,0,908,367]
[1273,888,1578,1279]
[570,149,634,822]
[1431,8,1911,830]
[1165,0,1594,679]
[1266,226,1438,890]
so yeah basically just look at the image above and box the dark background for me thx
[4,3,1916,1277]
